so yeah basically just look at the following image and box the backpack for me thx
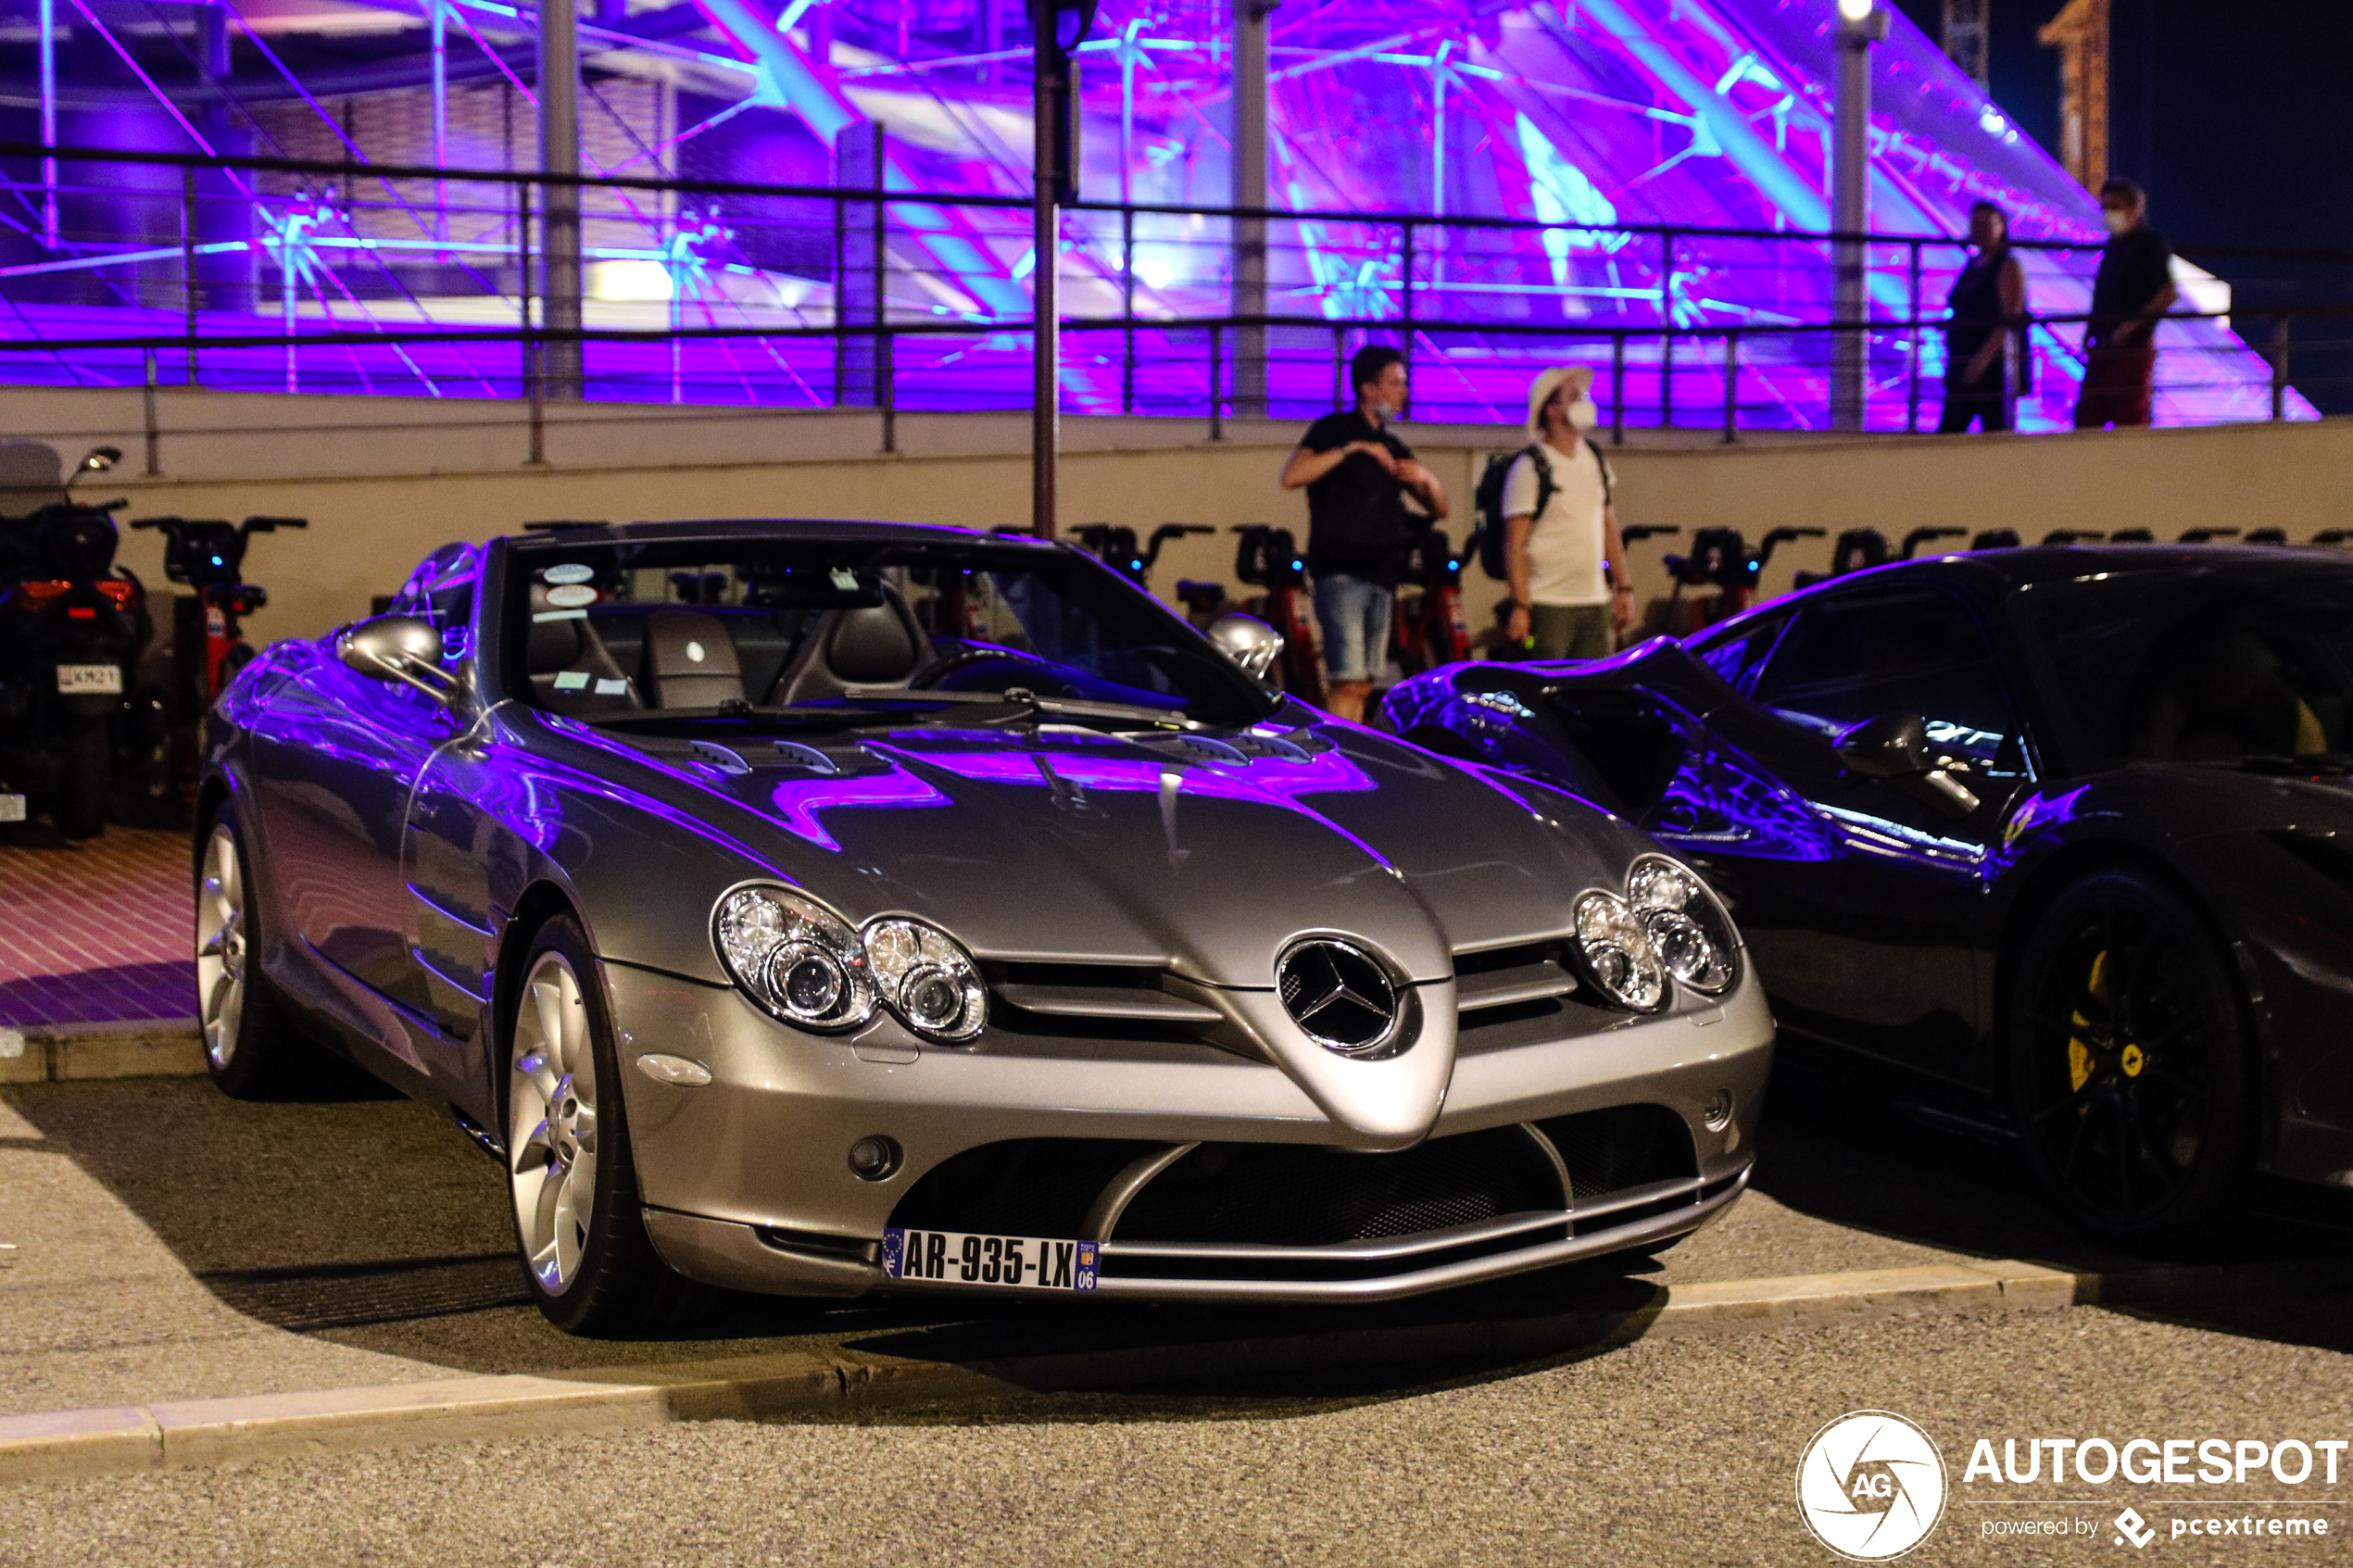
[1466,438,1612,582]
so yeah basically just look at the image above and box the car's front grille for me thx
[887,1136,1165,1239]
[1536,1103,1697,1200]
[983,961,1224,1045]
[1112,1125,1566,1248]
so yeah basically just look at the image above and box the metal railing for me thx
[0,142,2339,450]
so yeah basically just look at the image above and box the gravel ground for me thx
[7,1298,2353,1566]
[5,1065,2347,1416]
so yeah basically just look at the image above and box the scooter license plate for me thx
[56,664,121,695]
[0,794,23,823]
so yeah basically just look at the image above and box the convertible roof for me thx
[506,518,1060,551]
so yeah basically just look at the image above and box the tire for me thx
[53,724,107,839]
[504,914,709,1335]
[2007,869,2254,1248]
[195,806,311,1098]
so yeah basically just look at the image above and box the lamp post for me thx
[1032,0,1096,539]
[1831,0,1886,432]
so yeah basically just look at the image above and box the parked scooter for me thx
[1650,526,1823,637]
[1229,524,1324,706]
[130,512,308,808]
[1390,525,1470,674]
[1075,523,1214,588]
[0,447,157,838]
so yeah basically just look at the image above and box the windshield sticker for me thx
[829,568,861,591]
[533,608,586,623]
[543,563,594,585]
[545,583,599,608]
[594,678,629,696]
[552,671,589,691]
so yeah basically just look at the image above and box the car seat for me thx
[640,608,745,709]
[765,585,931,705]
[2131,632,2328,761]
[527,588,640,716]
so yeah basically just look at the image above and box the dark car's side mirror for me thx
[1834,712,1980,818]
[1206,612,1284,680]
[338,614,459,705]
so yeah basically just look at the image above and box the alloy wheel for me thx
[195,823,247,1071]
[509,951,600,1295]
[2015,894,2218,1225]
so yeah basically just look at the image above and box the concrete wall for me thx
[0,383,2342,648]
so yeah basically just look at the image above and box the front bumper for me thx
[612,962,1773,1303]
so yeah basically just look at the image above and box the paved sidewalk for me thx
[0,826,192,1027]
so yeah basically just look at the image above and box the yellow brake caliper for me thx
[2067,950,2109,1093]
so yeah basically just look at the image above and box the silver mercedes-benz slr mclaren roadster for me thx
[194,519,1771,1332]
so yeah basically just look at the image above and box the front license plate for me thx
[0,794,22,823]
[882,1227,1098,1291]
[56,664,121,695]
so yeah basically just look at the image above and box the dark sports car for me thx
[1380,546,2353,1245]
[195,518,1769,1332]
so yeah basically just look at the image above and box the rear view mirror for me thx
[1206,613,1283,680]
[339,614,459,705]
[1834,712,1980,817]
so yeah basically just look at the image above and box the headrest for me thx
[643,608,743,679]
[829,601,924,684]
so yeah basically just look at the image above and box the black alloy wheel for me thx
[2008,870,2252,1247]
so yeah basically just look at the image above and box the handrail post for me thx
[1611,331,1626,446]
[1331,324,1344,410]
[1660,326,1675,429]
[1208,323,1224,441]
[143,348,160,475]
[1400,220,1415,418]
[1721,330,1737,444]
[831,190,847,404]
[517,174,533,404]
[881,328,897,453]
[872,132,887,416]
[1121,203,1135,415]
[1906,238,1922,433]
[181,166,198,386]
[2271,313,2290,422]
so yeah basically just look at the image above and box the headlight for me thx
[1574,890,1668,1012]
[1626,855,1738,995]
[862,917,988,1042]
[713,885,876,1032]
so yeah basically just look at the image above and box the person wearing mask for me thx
[1500,365,1631,660]
[1279,345,1448,721]
[1938,200,2030,433]
[2074,178,2177,430]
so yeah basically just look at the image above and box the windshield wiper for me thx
[841,684,1198,728]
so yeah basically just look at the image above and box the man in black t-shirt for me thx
[2074,178,2177,430]
[1278,345,1449,721]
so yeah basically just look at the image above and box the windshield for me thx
[2018,563,2353,771]
[504,533,1273,731]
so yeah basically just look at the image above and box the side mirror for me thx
[63,445,120,497]
[1833,712,1980,817]
[338,614,459,704]
[1206,612,1284,680]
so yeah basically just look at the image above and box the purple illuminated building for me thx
[0,0,2309,427]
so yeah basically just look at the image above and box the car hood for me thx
[556,714,1655,1148]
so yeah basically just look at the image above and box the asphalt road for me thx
[6,1291,2353,1566]
[4,1058,2347,1417]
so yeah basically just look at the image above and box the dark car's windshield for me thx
[2019,562,2353,771]
[504,533,1273,730]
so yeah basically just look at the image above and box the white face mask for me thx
[1565,395,1600,429]
[2102,208,2133,235]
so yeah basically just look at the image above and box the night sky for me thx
[1891,0,2353,410]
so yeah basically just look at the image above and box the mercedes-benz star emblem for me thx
[1277,938,1402,1056]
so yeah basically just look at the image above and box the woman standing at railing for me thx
[1938,200,2030,433]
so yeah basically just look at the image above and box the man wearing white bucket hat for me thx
[1499,365,1630,659]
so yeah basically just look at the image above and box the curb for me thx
[0,1020,204,1085]
[6,1252,2339,1485]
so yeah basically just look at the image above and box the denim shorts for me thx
[1313,573,1394,684]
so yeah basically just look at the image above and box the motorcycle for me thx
[129,512,308,808]
[1229,524,1325,706]
[1074,522,1214,589]
[0,446,159,839]
[1390,525,1471,675]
